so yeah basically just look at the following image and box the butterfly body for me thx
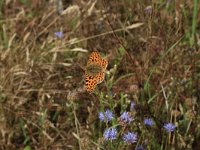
[84,51,108,93]
[85,64,102,76]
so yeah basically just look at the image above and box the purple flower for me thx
[105,109,114,121]
[103,127,117,141]
[98,112,105,122]
[144,6,152,14]
[98,109,114,122]
[164,123,176,133]
[123,132,137,144]
[130,101,135,110]
[144,118,154,127]
[120,111,133,124]
[54,31,63,39]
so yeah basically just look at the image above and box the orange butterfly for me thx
[85,51,108,93]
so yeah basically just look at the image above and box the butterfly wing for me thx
[87,51,108,70]
[87,51,101,66]
[95,72,105,84]
[85,51,108,93]
[100,59,108,71]
[85,73,98,93]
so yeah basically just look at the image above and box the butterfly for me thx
[85,51,108,93]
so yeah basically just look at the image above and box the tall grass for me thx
[190,0,198,47]
[0,0,199,149]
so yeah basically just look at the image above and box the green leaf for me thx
[24,145,31,150]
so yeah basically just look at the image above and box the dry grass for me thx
[0,0,200,149]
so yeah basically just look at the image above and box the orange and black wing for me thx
[85,73,98,93]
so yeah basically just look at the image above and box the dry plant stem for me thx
[22,117,54,142]
[175,0,181,33]
[101,0,136,65]
[36,10,58,40]
[172,98,177,145]
[72,102,82,150]
[44,23,143,55]
[117,19,134,39]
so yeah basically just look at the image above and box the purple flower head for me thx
[164,123,176,133]
[144,118,154,127]
[98,109,114,122]
[98,112,105,122]
[144,6,152,14]
[123,132,137,144]
[54,31,63,39]
[120,111,133,124]
[105,109,114,121]
[103,127,117,141]
[130,101,135,110]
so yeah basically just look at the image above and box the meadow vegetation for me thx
[0,0,200,149]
